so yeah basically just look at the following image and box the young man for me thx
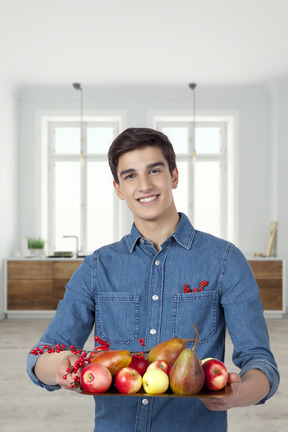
[27,128,279,432]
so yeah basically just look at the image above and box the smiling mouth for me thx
[138,195,159,203]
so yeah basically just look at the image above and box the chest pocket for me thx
[95,292,140,345]
[172,291,219,344]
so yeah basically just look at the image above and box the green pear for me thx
[169,347,205,394]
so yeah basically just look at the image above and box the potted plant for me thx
[27,237,47,257]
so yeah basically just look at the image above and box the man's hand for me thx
[55,351,81,390]
[35,350,81,390]
[200,370,270,411]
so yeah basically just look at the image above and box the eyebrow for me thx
[119,161,166,179]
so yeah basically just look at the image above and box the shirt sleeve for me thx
[26,254,96,391]
[220,245,280,403]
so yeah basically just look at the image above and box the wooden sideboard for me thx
[5,259,82,313]
[5,258,285,317]
[248,259,285,315]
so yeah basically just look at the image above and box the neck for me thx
[135,208,180,251]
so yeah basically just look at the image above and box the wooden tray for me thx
[76,384,232,398]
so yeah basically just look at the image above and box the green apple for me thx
[142,368,169,394]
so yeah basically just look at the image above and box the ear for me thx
[113,180,125,200]
[171,167,179,189]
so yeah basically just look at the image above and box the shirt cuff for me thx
[239,358,280,404]
[26,352,61,392]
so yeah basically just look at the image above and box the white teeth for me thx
[139,195,157,203]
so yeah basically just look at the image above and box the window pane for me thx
[173,160,189,216]
[161,127,189,153]
[87,127,114,154]
[54,161,81,251]
[195,127,221,154]
[54,127,80,154]
[87,161,114,251]
[194,161,220,237]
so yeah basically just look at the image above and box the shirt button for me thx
[155,260,160,266]
[142,398,149,406]
[140,238,145,244]
[152,294,159,301]
[150,328,156,335]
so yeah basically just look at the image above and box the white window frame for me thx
[149,112,237,243]
[36,113,125,255]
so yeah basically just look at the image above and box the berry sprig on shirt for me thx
[184,280,208,293]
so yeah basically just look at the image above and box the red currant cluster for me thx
[30,336,110,357]
[133,354,145,360]
[94,336,110,351]
[138,338,145,347]
[184,283,191,293]
[138,337,147,353]
[30,343,66,355]
[184,280,208,293]
[63,352,90,388]
[30,336,112,389]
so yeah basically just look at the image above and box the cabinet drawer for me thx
[248,260,282,279]
[7,261,53,279]
[53,261,82,279]
[7,280,53,310]
[257,279,282,310]
[6,259,84,312]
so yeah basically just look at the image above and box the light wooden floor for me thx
[0,317,287,432]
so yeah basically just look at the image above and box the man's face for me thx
[113,146,178,226]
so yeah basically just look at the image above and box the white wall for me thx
[17,85,272,249]
[0,87,18,320]
[270,80,288,311]
[14,83,288,311]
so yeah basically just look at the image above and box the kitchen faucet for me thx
[63,235,79,257]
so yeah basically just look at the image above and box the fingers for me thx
[228,372,241,384]
[200,398,231,411]
[200,373,242,411]
[56,352,81,390]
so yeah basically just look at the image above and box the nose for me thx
[137,174,153,192]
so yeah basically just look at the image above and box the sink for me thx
[46,252,88,259]
[47,255,73,259]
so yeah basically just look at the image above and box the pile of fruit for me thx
[31,324,229,395]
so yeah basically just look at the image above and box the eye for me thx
[124,173,136,180]
[150,168,161,174]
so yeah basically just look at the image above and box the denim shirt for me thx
[27,213,279,432]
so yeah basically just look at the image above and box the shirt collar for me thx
[126,213,195,253]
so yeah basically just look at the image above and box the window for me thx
[48,121,120,255]
[156,120,232,240]
[43,115,234,254]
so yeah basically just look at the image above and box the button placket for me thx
[145,252,167,347]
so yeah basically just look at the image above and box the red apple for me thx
[146,360,171,375]
[202,359,228,391]
[115,367,143,394]
[80,363,112,393]
[129,354,149,376]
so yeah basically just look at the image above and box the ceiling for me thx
[1,0,288,89]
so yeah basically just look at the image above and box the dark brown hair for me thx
[108,128,177,183]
